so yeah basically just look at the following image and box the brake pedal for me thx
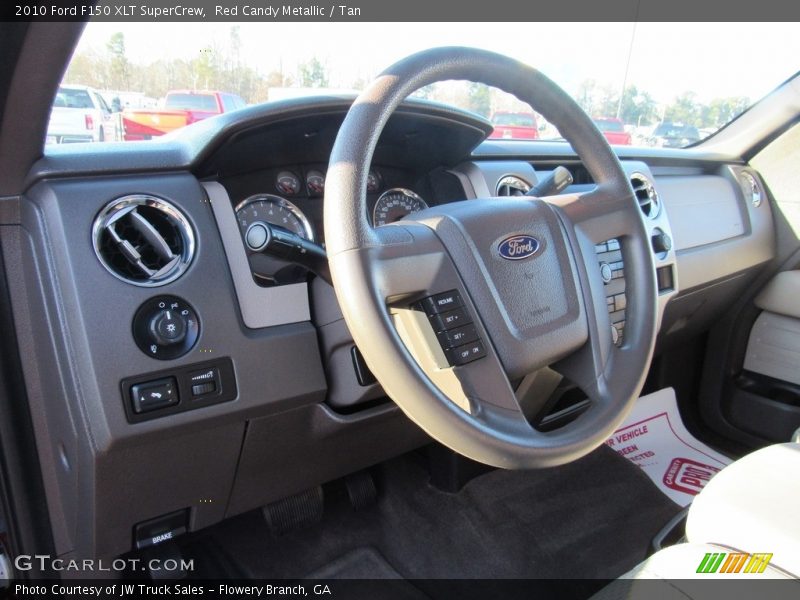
[344,470,377,510]
[262,486,324,536]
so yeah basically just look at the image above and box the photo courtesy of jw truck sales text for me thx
[0,0,799,598]
[15,583,332,596]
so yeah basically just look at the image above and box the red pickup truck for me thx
[122,90,246,141]
[488,111,540,140]
[592,117,632,145]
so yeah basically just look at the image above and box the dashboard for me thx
[2,96,775,561]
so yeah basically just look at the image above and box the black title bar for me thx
[3,0,800,22]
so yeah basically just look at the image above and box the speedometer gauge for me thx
[372,188,428,227]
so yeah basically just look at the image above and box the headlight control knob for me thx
[133,296,199,360]
[149,309,187,346]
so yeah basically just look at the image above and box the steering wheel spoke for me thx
[365,223,454,301]
[546,184,638,244]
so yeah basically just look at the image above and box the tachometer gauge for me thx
[306,170,325,195]
[276,171,301,196]
[235,194,314,241]
[235,194,315,285]
[372,188,428,227]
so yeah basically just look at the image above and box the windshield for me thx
[492,114,537,127]
[164,93,219,111]
[593,119,624,133]
[54,22,799,148]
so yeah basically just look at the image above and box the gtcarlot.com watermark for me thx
[14,553,194,573]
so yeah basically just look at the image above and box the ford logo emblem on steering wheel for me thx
[498,234,540,260]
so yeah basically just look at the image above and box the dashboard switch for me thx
[188,366,219,398]
[351,346,377,387]
[130,377,178,413]
[599,262,613,284]
[134,509,188,550]
[149,309,187,345]
[133,296,199,360]
[191,382,216,396]
[122,358,237,423]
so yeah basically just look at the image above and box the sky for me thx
[76,22,800,106]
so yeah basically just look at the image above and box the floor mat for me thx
[305,546,405,579]
[188,444,681,594]
[605,387,731,506]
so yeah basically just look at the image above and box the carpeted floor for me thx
[181,445,680,598]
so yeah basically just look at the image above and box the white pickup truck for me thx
[46,84,120,144]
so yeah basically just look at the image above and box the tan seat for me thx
[592,444,800,599]
[686,443,800,576]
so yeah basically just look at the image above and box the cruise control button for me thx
[430,307,470,332]
[420,290,463,315]
[445,340,487,366]
[437,324,479,349]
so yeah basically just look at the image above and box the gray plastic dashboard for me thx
[0,97,776,560]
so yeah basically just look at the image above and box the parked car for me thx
[46,84,119,144]
[121,90,247,141]
[488,111,540,139]
[648,121,701,148]
[592,117,632,145]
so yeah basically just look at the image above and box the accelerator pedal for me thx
[344,470,377,511]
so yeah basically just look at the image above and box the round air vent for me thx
[630,172,660,219]
[496,175,531,196]
[739,171,763,208]
[92,195,195,287]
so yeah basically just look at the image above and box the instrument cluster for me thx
[224,162,452,287]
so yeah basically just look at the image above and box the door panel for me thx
[699,124,800,450]
[745,270,800,386]
[733,270,800,440]
[744,312,800,386]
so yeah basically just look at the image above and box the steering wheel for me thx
[324,47,657,469]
